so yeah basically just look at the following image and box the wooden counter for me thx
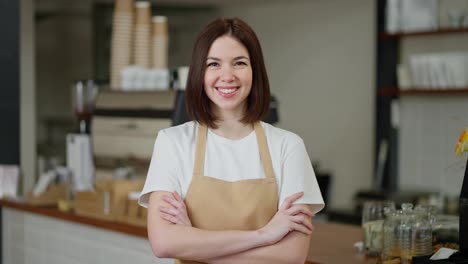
[0,199,376,264]
[308,221,377,264]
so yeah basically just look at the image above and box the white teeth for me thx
[218,88,236,94]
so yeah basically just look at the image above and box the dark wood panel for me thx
[0,2,20,262]
[0,0,20,166]
[376,0,399,192]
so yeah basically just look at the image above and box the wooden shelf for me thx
[379,87,468,96]
[380,27,468,39]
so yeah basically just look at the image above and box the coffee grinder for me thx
[73,80,97,134]
[66,80,98,192]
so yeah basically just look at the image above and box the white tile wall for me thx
[398,96,468,196]
[2,208,174,264]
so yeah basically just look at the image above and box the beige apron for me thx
[175,122,278,264]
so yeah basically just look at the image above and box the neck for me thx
[211,118,254,140]
[210,103,255,140]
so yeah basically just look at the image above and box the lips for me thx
[216,86,239,98]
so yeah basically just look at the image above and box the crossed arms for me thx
[147,191,314,264]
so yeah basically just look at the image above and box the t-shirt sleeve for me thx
[279,139,325,214]
[138,130,182,208]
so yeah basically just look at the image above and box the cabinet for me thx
[376,0,468,194]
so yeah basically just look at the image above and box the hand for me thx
[159,191,192,226]
[258,192,314,246]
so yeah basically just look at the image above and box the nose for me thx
[220,66,235,82]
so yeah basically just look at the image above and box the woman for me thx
[139,17,324,264]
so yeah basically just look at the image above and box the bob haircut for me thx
[185,17,271,128]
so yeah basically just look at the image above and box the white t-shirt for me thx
[139,121,325,214]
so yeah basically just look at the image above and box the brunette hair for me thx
[185,17,271,128]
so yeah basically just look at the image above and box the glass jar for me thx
[414,204,437,225]
[412,205,433,257]
[382,207,400,261]
[381,203,432,264]
[397,203,414,263]
[362,200,395,256]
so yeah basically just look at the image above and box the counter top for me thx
[307,220,376,264]
[0,199,376,264]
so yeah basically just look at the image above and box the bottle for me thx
[382,207,400,262]
[413,205,433,257]
[398,203,415,264]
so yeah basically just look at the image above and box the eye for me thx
[206,62,219,68]
[234,61,248,67]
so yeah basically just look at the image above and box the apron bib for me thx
[176,122,278,264]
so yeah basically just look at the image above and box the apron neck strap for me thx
[193,122,275,179]
[254,122,275,179]
[193,123,208,177]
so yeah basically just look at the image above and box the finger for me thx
[280,192,304,211]
[159,206,178,216]
[164,194,186,211]
[162,195,180,209]
[286,206,313,217]
[160,213,180,224]
[290,214,312,229]
[173,191,183,202]
[173,193,186,210]
[174,213,191,226]
[290,214,314,230]
[292,222,312,235]
[283,192,304,210]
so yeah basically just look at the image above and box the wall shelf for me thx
[379,87,468,96]
[380,27,468,39]
[375,0,468,193]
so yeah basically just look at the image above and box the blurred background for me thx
[1,0,468,262]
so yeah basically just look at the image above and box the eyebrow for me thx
[206,56,249,61]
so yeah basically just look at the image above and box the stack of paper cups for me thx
[152,16,168,69]
[110,0,134,90]
[133,1,152,68]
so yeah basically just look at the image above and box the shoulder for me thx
[153,121,197,155]
[158,121,197,143]
[261,122,304,147]
[260,122,307,161]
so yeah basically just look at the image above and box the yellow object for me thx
[58,199,73,213]
[456,128,468,156]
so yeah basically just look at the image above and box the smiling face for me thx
[204,35,253,119]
